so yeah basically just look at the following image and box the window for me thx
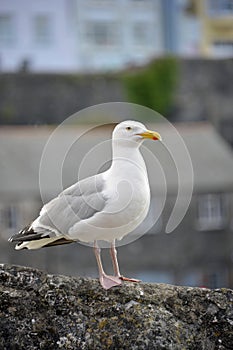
[220,119,233,147]
[197,193,227,231]
[202,268,228,288]
[5,204,19,230]
[33,14,53,47]
[182,267,228,288]
[85,21,118,46]
[131,0,151,2]
[136,271,174,284]
[133,22,151,46]
[213,41,233,57]
[0,14,15,46]
[208,0,233,15]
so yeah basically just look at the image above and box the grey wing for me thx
[34,174,108,236]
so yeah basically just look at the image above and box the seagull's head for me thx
[112,120,162,147]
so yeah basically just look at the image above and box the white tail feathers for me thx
[15,237,60,250]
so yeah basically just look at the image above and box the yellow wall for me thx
[194,0,233,56]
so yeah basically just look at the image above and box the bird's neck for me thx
[112,140,140,158]
[109,142,147,180]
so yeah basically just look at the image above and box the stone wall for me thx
[174,59,233,123]
[0,74,125,124]
[1,264,233,349]
[0,59,232,125]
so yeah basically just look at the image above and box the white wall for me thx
[0,0,79,72]
[176,0,200,56]
[0,0,201,73]
[76,0,164,71]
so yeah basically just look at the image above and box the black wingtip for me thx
[8,224,34,243]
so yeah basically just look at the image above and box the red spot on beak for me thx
[153,136,158,141]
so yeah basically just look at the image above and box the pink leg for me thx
[94,241,122,290]
[110,241,121,277]
[110,240,141,283]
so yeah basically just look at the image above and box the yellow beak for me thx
[138,130,162,141]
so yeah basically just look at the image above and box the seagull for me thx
[9,120,162,289]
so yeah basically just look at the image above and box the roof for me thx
[147,122,233,193]
[0,122,233,200]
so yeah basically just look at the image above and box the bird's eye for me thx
[126,126,132,131]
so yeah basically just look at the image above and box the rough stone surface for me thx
[0,264,233,350]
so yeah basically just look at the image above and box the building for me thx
[193,0,233,57]
[3,0,233,72]
[76,0,164,71]
[1,122,233,289]
[0,0,78,72]
[0,0,200,73]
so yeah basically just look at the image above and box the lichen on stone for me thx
[0,264,233,349]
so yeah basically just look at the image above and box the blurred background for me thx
[0,0,233,289]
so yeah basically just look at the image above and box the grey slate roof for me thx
[0,122,233,200]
